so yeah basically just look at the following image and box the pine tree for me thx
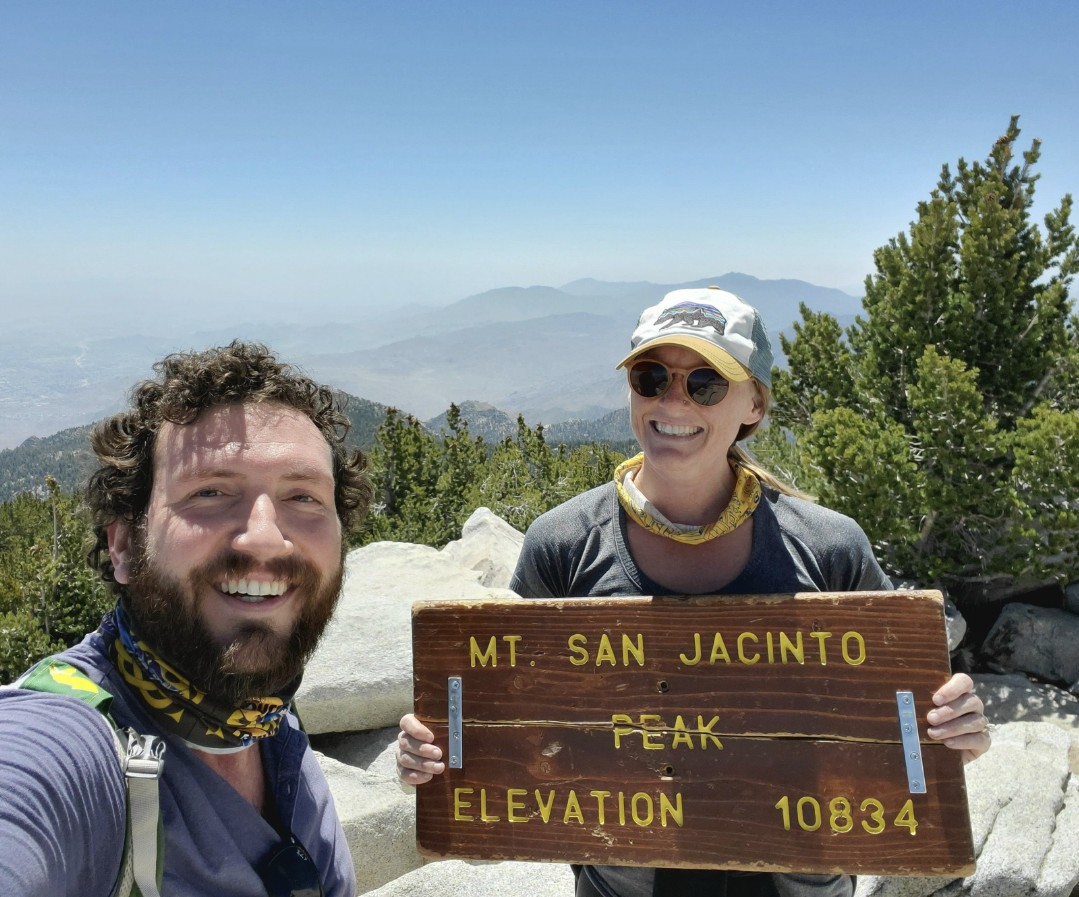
[0,481,111,682]
[362,409,445,545]
[772,117,1079,585]
[432,404,489,544]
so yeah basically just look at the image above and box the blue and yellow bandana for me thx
[102,604,295,752]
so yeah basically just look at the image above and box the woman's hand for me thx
[926,673,990,763]
[396,713,446,785]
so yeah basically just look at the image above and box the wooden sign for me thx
[411,591,974,876]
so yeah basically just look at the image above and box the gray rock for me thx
[295,541,518,734]
[972,673,1079,732]
[981,604,1079,688]
[316,746,423,895]
[943,598,967,653]
[856,722,1079,897]
[361,858,575,897]
[312,726,403,771]
[1065,581,1079,616]
[440,507,525,589]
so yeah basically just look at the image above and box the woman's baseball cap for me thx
[616,287,774,388]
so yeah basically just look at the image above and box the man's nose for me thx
[233,494,292,558]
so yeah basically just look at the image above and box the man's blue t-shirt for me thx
[0,629,356,897]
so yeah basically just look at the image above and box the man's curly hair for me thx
[86,340,372,585]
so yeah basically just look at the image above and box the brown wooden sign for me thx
[411,591,974,876]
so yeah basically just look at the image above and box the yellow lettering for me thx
[454,788,474,821]
[698,715,723,750]
[480,788,499,822]
[680,632,702,666]
[640,714,666,750]
[709,633,731,664]
[618,791,627,825]
[631,793,654,826]
[568,634,588,666]
[841,631,866,665]
[612,713,634,749]
[507,788,528,822]
[563,790,584,824]
[672,715,693,749]
[535,790,555,823]
[504,635,521,667]
[470,636,497,668]
[737,632,760,664]
[660,793,684,827]
[779,631,804,664]
[766,631,775,664]
[810,631,832,664]
[622,633,645,666]
[590,790,611,824]
[596,634,617,666]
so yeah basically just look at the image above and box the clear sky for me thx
[2,1,1077,331]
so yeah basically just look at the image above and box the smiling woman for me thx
[398,287,991,897]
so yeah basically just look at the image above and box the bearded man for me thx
[0,341,371,897]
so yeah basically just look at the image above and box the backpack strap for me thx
[14,657,166,897]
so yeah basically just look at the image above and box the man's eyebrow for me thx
[280,469,335,485]
[173,466,334,484]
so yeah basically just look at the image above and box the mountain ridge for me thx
[0,272,860,450]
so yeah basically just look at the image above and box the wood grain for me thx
[411,591,974,875]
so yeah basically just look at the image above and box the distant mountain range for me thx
[0,272,861,454]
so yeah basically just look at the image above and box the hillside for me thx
[0,424,97,501]
[0,395,638,503]
[0,393,390,503]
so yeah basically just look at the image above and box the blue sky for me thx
[2,1,1077,331]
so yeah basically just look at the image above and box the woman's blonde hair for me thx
[728,380,813,501]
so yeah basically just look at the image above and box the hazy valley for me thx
[0,273,861,477]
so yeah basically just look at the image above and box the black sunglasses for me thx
[628,360,730,406]
[261,835,323,897]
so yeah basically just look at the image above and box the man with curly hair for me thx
[0,341,372,897]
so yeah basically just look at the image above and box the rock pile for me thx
[294,509,1079,897]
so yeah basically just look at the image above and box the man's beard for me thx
[123,530,344,707]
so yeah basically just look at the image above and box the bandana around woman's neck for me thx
[614,452,761,545]
[101,603,297,752]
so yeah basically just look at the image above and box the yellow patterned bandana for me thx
[614,452,761,544]
[103,605,294,751]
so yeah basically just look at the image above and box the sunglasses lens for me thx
[630,361,730,406]
[261,837,323,897]
[629,361,670,398]
[686,369,730,406]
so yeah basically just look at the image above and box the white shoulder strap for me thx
[119,728,166,897]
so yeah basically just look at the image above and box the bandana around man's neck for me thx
[101,603,297,752]
[613,452,761,545]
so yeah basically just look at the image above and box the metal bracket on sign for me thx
[896,690,926,794]
[448,676,463,769]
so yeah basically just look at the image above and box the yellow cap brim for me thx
[616,335,752,382]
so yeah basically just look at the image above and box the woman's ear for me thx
[107,520,133,585]
[742,391,765,427]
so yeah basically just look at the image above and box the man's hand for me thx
[396,713,446,785]
[927,673,990,763]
